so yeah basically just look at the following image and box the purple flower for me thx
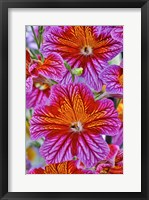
[40,26,123,92]
[26,49,66,109]
[100,64,123,95]
[30,83,121,168]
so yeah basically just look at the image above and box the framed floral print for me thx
[0,0,148,199]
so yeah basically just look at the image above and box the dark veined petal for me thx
[26,86,50,109]
[77,133,109,168]
[40,133,73,164]
[30,53,66,82]
[28,160,95,174]
[100,65,123,95]
[84,98,121,136]
[26,77,33,93]
[111,26,123,43]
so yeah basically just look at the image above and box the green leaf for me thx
[64,61,71,71]
[50,79,58,85]
[34,49,40,54]
[71,74,75,82]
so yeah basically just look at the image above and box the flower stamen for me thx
[71,121,83,132]
[34,82,49,90]
[81,46,92,56]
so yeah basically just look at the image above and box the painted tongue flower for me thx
[30,83,121,168]
[26,49,66,109]
[28,160,94,174]
[100,64,123,96]
[41,26,123,91]
[96,144,123,174]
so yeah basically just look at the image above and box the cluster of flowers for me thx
[26,26,123,174]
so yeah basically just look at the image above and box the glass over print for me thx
[26,26,123,174]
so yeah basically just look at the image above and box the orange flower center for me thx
[34,82,49,90]
[81,46,92,56]
[119,74,123,86]
[70,121,83,132]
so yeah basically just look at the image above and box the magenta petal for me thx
[111,26,123,43]
[63,55,105,91]
[106,144,119,165]
[96,163,111,173]
[49,83,94,107]
[100,65,123,95]
[60,70,72,85]
[37,53,66,82]
[26,77,33,92]
[112,125,123,146]
[88,98,121,136]
[30,105,53,140]
[120,60,123,68]
[93,26,102,37]
[40,134,73,164]
[82,59,107,92]
[41,26,65,57]
[59,68,80,86]
[29,63,39,78]
[77,133,109,168]
[96,30,123,61]
[26,87,50,110]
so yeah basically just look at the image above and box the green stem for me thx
[30,49,38,60]
[95,91,109,100]
[38,26,44,48]
[71,73,75,82]
[31,26,39,49]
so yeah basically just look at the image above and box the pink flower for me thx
[96,144,123,174]
[26,50,66,109]
[30,83,121,168]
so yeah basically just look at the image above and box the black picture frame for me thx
[0,0,149,199]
